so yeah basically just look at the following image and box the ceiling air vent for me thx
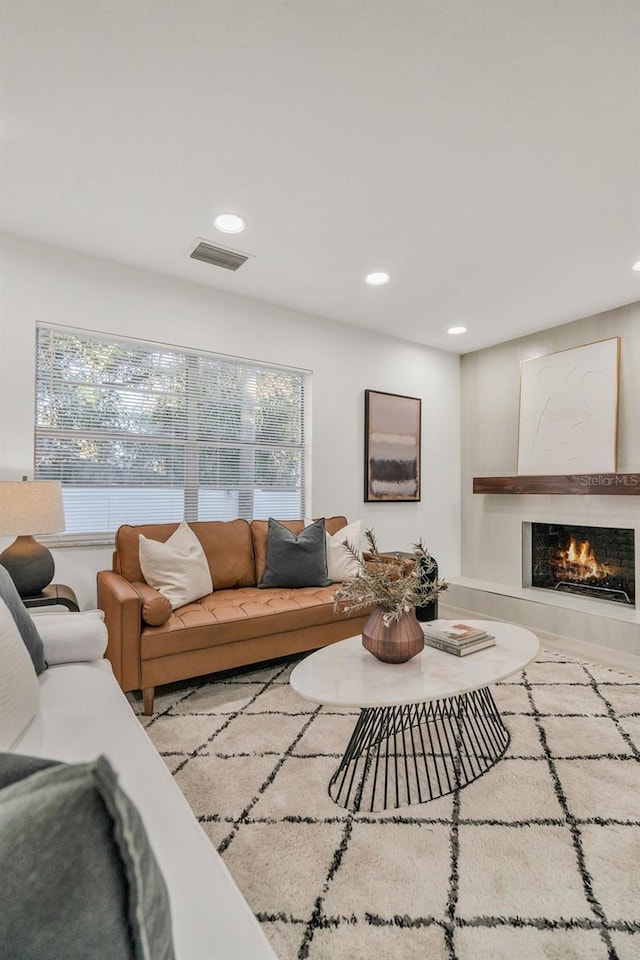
[189,239,249,271]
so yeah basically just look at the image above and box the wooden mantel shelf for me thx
[472,474,640,496]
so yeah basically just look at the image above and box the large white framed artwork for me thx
[517,338,620,476]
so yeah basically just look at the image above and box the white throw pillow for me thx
[0,598,39,750]
[326,519,363,582]
[138,521,213,610]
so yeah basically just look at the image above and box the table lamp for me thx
[0,479,66,598]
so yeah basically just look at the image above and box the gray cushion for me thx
[0,752,57,790]
[259,517,329,588]
[0,567,47,674]
[0,753,175,960]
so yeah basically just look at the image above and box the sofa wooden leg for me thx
[142,687,155,716]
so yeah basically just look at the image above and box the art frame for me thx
[516,337,620,476]
[364,389,421,502]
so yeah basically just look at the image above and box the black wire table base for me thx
[328,687,510,812]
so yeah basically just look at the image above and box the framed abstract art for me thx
[364,390,421,502]
[517,337,620,475]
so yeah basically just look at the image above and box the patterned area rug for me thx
[136,649,640,960]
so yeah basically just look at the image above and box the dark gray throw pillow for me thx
[0,753,175,960]
[0,751,58,790]
[0,566,47,674]
[259,517,329,588]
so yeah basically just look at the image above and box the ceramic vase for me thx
[362,606,424,663]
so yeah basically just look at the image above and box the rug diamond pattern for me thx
[137,650,640,960]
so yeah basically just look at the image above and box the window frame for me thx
[34,324,312,546]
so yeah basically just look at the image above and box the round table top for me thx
[290,620,540,708]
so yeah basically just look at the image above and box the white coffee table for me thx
[290,620,539,812]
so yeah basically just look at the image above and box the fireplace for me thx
[523,522,635,606]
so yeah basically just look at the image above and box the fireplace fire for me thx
[552,536,612,582]
[526,523,635,606]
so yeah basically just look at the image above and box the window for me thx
[35,325,310,543]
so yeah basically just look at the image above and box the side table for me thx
[22,583,79,612]
[369,550,439,622]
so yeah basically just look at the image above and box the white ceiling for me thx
[1,0,639,353]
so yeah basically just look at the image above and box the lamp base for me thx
[0,535,55,598]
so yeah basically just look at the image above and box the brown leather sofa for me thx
[97,516,369,715]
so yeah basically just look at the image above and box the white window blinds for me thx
[35,325,310,543]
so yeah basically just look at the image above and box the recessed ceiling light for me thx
[214,213,246,234]
[447,326,467,335]
[365,272,390,286]
[633,261,640,272]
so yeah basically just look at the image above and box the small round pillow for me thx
[132,582,172,627]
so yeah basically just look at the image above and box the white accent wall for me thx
[0,234,461,608]
[456,302,640,664]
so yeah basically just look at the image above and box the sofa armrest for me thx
[97,570,143,692]
[31,610,108,664]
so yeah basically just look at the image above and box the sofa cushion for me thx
[0,753,175,960]
[194,518,257,589]
[140,585,348,660]
[115,519,256,589]
[0,599,39,750]
[259,518,329,588]
[139,521,213,610]
[251,516,348,584]
[0,566,47,674]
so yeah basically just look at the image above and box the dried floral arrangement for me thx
[333,529,448,626]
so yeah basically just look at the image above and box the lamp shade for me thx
[0,481,66,536]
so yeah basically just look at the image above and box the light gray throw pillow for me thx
[259,518,329,588]
[0,566,47,674]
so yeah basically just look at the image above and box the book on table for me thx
[421,620,491,643]
[424,634,496,657]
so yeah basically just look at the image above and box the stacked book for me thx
[421,620,496,657]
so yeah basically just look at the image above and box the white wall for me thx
[0,234,461,608]
[460,302,639,586]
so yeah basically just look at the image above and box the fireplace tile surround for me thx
[450,502,640,674]
[454,497,640,672]
[451,503,640,673]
